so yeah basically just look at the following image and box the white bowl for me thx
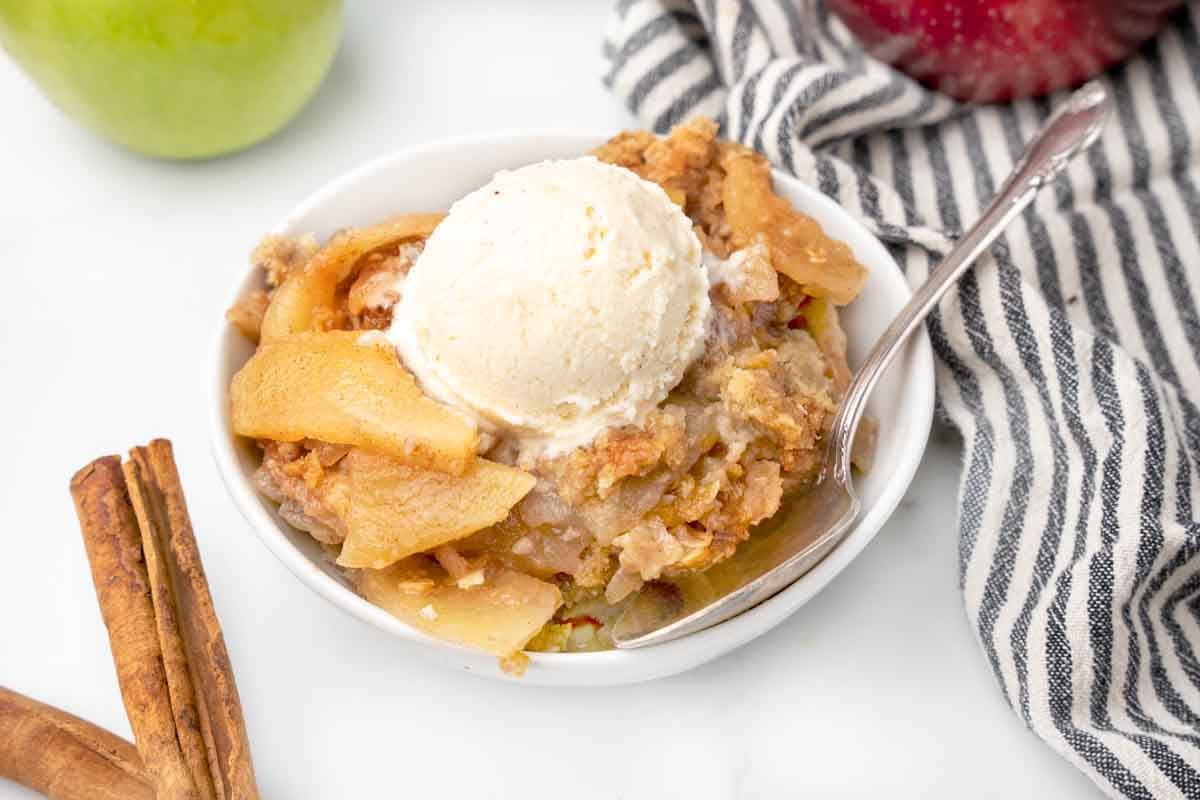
[210,131,934,686]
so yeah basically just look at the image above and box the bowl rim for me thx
[209,128,936,682]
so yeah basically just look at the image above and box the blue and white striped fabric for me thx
[604,2,1200,796]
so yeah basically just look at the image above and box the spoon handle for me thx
[829,81,1112,481]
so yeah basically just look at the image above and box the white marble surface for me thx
[0,1,1100,797]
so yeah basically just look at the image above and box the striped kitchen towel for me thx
[603,1,1200,797]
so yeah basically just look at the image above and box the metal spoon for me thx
[612,81,1112,649]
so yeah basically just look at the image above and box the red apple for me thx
[824,0,1183,102]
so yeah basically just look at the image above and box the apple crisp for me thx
[227,118,868,668]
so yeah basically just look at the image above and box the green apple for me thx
[0,0,343,159]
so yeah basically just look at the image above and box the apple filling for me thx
[226,118,868,673]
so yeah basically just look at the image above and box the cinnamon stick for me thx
[70,442,260,800]
[70,456,201,800]
[122,449,219,800]
[124,441,258,800]
[0,686,152,800]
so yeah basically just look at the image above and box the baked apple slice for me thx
[357,557,562,656]
[337,450,536,569]
[721,146,866,306]
[230,331,478,474]
[259,213,443,342]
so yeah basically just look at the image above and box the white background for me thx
[0,1,1100,797]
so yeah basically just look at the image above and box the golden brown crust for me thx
[255,441,350,544]
[251,233,318,289]
[593,117,731,255]
[550,406,688,504]
[225,290,270,343]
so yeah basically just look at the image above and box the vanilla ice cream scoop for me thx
[388,156,710,454]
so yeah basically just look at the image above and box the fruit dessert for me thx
[226,118,869,673]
